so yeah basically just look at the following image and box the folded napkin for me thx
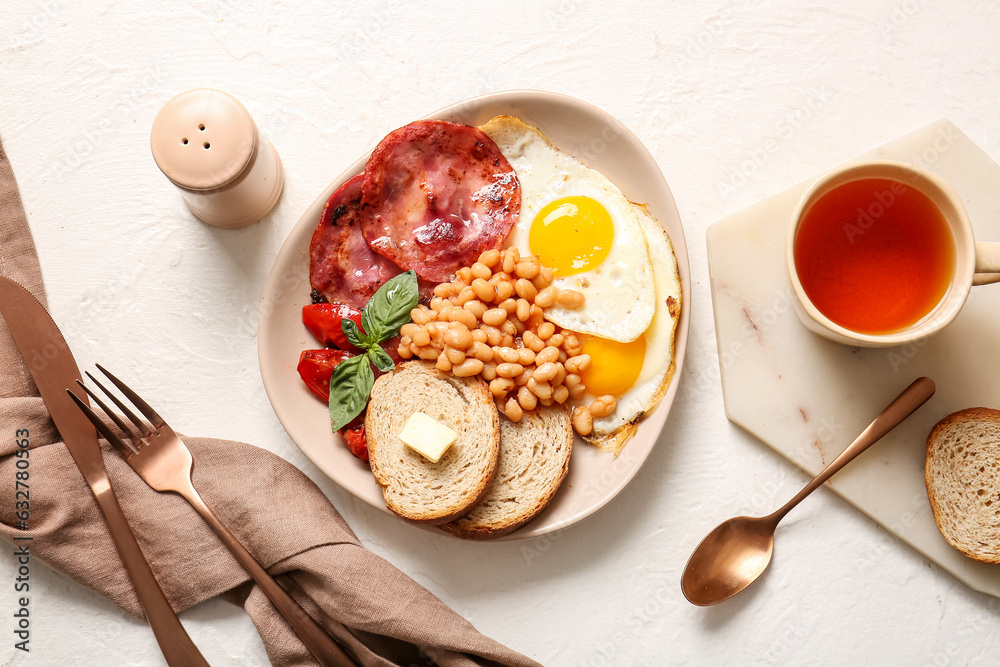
[0,137,542,667]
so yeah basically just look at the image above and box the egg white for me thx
[479,116,656,343]
[585,203,682,451]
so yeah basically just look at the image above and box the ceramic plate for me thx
[258,90,690,540]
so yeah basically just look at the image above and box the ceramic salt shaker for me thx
[150,89,283,228]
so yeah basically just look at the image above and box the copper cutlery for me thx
[0,276,210,666]
[681,376,935,606]
[70,364,358,667]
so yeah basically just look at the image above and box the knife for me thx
[0,276,210,667]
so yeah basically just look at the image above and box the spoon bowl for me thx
[681,377,936,606]
[681,515,778,606]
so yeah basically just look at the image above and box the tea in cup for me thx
[787,160,1000,347]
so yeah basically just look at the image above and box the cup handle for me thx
[973,242,1000,286]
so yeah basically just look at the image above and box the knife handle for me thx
[91,483,210,667]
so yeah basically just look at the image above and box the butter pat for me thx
[398,412,458,463]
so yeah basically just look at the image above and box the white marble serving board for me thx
[706,120,1000,597]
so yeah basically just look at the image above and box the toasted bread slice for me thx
[441,405,573,539]
[925,407,1000,563]
[365,361,500,524]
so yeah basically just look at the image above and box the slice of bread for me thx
[925,407,1000,563]
[441,405,573,539]
[365,361,500,524]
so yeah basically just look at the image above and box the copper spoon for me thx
[681,376,935,606]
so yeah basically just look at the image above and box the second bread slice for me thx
[925,407,1000,563]
[441,405,573,539]
[365,361,501,524]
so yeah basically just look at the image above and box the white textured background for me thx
[2,1,1000,665]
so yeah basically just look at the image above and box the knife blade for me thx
[0,276,209,667]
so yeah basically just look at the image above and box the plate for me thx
[258,90,691,540]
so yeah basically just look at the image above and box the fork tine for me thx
[96,363,166,429]
[66,389,136,457]
[84,372,153,439]
[78,377,148,442]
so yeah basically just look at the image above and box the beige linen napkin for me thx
[0,137,542,667]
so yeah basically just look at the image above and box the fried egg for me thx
[479,116,656,343]
[582,204,682,451]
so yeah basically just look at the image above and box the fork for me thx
[68,365,358,667]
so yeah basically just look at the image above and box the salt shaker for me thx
[150,89,283,228]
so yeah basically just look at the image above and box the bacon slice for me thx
[360,120,520,283]
[309,174,412,310]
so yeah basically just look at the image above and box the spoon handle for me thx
[770,377,935,523]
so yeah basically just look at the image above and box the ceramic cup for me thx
[787,160,1000,347]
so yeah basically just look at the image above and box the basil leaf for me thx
[341,318,371,350]
[328,354,375,432]
[326,270,416,434]
[367,344,395,373]
[361,270,419,343]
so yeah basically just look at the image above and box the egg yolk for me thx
[580,334,645,398]
[529,196,613,275]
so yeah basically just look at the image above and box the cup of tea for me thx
[786,160,1000,347]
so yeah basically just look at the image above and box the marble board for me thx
[706,120,1000,597]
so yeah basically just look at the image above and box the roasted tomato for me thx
[341,424,368,461]
[302,303,364,352]
[297,348,353,401]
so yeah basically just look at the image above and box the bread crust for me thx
[365,361,501,525]
[925,407,1000,564]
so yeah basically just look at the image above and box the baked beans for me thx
[395,248,614,436]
